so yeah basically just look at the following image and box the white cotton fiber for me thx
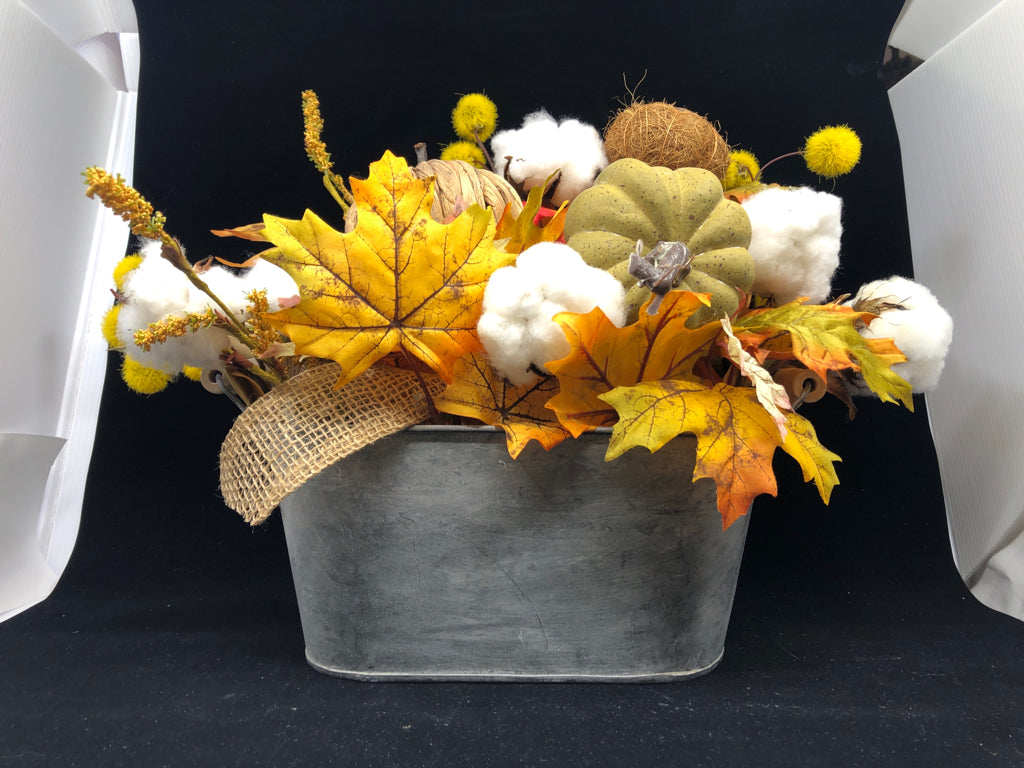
[117,241,299,374]
[851,276,953,393]
[478,242,626,385]
[120,239,191,312]
[490,110,608,205]
[742,186,842,304]
[240,258,301,311]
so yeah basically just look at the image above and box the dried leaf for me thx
[720,315,791,438]
[210,223,269,242]
[436,352,570,457]
[545,291,718,436]
[733,300,913,409]
[256,151,514,388]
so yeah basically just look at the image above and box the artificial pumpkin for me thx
[564,158,754,324]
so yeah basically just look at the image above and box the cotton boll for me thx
[490,110,608,205]
[116,294,233,376]
[115,243,299,375]
[120,240,191,312]
[742,186,842,304]
[191,265,244,314]
[547,118,609,204]
[240,258,301,311]
[128,326,235,375]
[478,243,626,384]
[476,313,538,387]
[851,276,953,393]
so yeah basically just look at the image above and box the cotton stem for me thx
[474,128,495,173]
[755,151,803,181]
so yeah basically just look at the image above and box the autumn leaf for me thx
[600,380,783,528]
[781,410,841,505]
[435,352,571,458]
[210,223,269,242]
[494,172,567,254]
[257,151,514,388]
[733,300,913,409]
[545,290,720,436]
[599,379,842,528]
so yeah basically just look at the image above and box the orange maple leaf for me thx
[599,380,841,528]
[435,353,571,458]
[256,151,514,388]
[545,291,720,436]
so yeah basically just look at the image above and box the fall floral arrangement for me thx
[85,91,953,529]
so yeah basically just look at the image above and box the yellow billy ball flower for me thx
[440,140,487,168]
[181,365,203,381]
[451,93,498,142]
[112,254,143,291]
[101,305,122,348]
[723,150,761,190]
[803,125,862,177]
[121,357,171,394]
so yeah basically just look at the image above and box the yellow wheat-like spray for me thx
[83,167,167,239]
[301,90,353,210]
[244,289,281,356]
[133,308,218,352]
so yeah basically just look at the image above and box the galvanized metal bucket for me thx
[278,426,749,682]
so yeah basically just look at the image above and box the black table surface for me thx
[3,2,1023,765]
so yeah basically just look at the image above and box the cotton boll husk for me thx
[742,186,842,304]
[490,110,608,205]
[478,243,626,385]
[852,276,953,392]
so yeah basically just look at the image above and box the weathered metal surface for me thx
[279,427,749,682]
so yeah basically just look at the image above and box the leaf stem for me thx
[473,128,495,173]
[400,347,442,424]
[322,174,351,213]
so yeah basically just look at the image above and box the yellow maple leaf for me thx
[781,410,842,505]
[257,151,514,388]
[435,353,571,458]
[600,380,842,528]
[493,172,567,254]
[733,300,912,409]
[545,291,719,436]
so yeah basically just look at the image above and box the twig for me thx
[400,347,442,424]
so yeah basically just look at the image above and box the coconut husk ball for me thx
[603,101,731,178]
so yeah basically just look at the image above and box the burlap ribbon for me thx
[219,363,446,525]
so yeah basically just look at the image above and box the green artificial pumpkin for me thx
[565,158,754,324]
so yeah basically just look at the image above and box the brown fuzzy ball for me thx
[603,101,731,177]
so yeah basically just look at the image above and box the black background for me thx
[2,1,1023,765]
